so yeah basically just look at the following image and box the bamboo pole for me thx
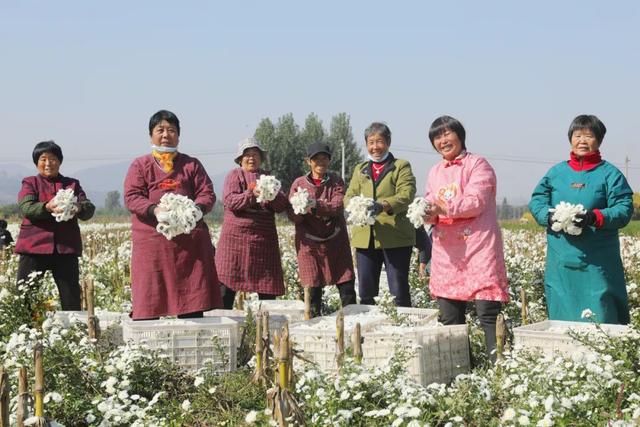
[0,366,8,427]
[496,314,506,362]
[335,310,345,368]
[303,287,311,320]
[352,323,363,364]
[520,287,528,325]
[34,344,44,417]
[16,367,28,427]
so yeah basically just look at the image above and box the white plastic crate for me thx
[204,309,288,335]
[361,323,470,386]
[53,310,128,345]
[122,317,238,372]
[248,300,306,322]
[513,320,629,360]
[290,306,387,372]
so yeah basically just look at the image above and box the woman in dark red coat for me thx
[215,137,289,309]
[15,140,95,311]
[124,110,221,319]
[288,142,356,316]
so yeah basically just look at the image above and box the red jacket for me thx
[15,174,92,255]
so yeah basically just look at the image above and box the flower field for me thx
[1,222,640,426]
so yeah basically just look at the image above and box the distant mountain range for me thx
[0,162,226,207]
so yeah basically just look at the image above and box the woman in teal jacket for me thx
[529,115,633,324]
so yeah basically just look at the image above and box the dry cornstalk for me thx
[272,331,280,386]
[236,292,245,311]
[33,344,47,426]
[335,310,345,368]
[520,287,528,325]
[267,324,305,427]
[352,322,363,364]
[261,311,271,376]
[86,278,99,340]
[0,366,9,427]
[303,287,311,320]
[287,337,294,390]
[496,314,506,362]
[17,367,28,427]
[251,314,268,385]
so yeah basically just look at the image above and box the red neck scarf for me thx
[371,161,387,180]
[568,150,602,171]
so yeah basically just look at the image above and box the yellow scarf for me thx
[152,150,178,173]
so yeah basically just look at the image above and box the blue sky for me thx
[1,1,638,203]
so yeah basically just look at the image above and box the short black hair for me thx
[0,219,7,229]
[428,115,466,150]
[568,115,606,144]
[32,140,63,165]
[149,110,180,136]
[364,122,392,145]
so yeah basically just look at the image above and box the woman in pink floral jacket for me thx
[423,115,509,362]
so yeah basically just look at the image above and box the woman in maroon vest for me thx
[288,142,357,316]
[215,137,289,308]
[124,110,221,320]
[15,140,95,311]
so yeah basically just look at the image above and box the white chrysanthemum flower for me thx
[44,391,63,403]
[155,193,203,240]
[518,415,531,425]
[407,197,430,228]
[181,399,191,412]
[501,407,516,422]
[549,201,586,235]
[290,187,315,214]
[51,188,77,222]
[255,175,282,203]
[245,410,259,424]
[194,376,205,387]
[346,195,376,226]
[581,308,594,319]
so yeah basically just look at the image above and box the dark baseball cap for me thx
[307,142,332,159]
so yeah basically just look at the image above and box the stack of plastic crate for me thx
[122,317,239,372]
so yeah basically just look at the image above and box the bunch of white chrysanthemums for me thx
[345,195,376,227]
[549,201,586,235]
[155,193,202,240]
[51,188,77,222]
[406,197,430,228]
[289,187,316,214]
[255,175,281,203]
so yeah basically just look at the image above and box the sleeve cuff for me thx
[593,209,605,228]
[147,204,157,218]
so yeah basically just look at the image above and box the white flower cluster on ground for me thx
[255,175,281,203]
[290,187,316,214]
[51,188,77,222]
[406,197,430,228]
[345,195,376,226]
[155,193,202,240]
[549,201,586,235]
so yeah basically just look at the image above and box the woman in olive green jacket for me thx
[345,122,416,306]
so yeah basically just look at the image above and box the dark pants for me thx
[309,279,357,316]
[437,297,502,363]
[17,254,81,311]
[220,283,276,310]
[356,241,412,307]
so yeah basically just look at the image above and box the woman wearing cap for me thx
[288,142,357,315]
[345,122,416,307]
[124,110,220,319]
[529,115,633,324]
[215,137,290,308]
[423,115,508,362]
[15,140,95,311]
